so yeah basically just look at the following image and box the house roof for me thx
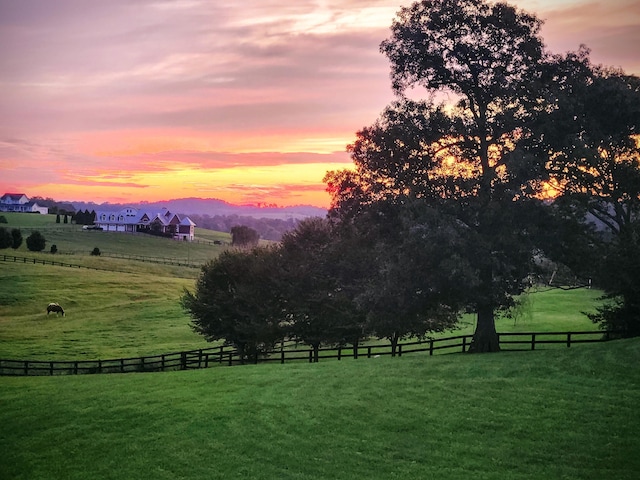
[95,207,196,227]
[1,193,28,201]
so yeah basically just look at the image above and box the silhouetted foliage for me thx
[230,225,260,248]
[0,227,12,249]
[279,218,366,360]
[26,231,46,252]
[181,246,284,363]
[11,228,22,249]
[50,244,58,254]
[91,247,101,256]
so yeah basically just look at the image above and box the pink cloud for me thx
[1,0,638,206]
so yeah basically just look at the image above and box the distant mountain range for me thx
[70,197,327,220]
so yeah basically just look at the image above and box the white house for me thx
[0,193,49,214]
[93,207,196,241]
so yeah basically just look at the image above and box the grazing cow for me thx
[47,303,65,316]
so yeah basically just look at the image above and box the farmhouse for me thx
[0,193,49,214]
[94,207,196,241]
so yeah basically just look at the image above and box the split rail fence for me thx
[0,330,616,376]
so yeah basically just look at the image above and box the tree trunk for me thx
[389,332,399,357]
[469,303,500,353]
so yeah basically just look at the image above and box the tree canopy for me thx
[328,0,558,352]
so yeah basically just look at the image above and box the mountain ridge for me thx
[70,197,327,220]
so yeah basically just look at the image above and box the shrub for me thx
[11,229,22,249]
[50,244,58,254]
[26,231,46,252]
[0,227,12,249]
[0,215,7,224]
[91,247,101,256]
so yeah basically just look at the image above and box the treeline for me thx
[188,214,306,241]
[182,0,640,360]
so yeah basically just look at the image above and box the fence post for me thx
[430,339,434,356]
[74,361,78,375]
[181,352,187,370]
[219,346,224,364]
[567,333,572,348]
[198,349,203,368]
[462,336,467,353]
[367,346,372,358]
[398,344,403,357]
[280,345,285,364]
[161,354,166,371]
[337,347,342,361]
[309,349,313,363]
[98,359,102,374]
[50,361,54,376]
[531,333,536,351]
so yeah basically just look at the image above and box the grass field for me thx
[1,338,639,479]
[1,212,230,266]
[2,214,637,479]
[0,253,603,361]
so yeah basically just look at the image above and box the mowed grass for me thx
[1,338,639,480]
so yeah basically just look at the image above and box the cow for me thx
[47,303,65,316]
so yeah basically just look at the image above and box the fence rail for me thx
[0,331,615,377]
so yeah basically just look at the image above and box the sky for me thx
[1,0,639,208]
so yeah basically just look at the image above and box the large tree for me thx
[279,217,366,361]
[536,54,640,335]
[328,0,553,352]
[346,200,472,355]
[181,246,284,363]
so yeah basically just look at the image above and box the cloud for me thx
[1,0,638,206]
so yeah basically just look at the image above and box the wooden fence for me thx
[0,330,616,376]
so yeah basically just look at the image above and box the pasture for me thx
[2,213,636,479]
[1,339,639,479]
[1,254,602,361]
[1,211,230,266]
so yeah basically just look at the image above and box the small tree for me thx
[50,244,58,254]
[181,246,284,363]
[11,228,22,249]
[26,231,46,252]
[0,227,12,249]
[91,247,101,256]
[230,225,260,248]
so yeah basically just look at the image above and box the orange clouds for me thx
[1,0,638,208]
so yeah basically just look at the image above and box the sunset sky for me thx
[1,0,639,208]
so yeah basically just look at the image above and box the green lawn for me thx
[1,338,638,479]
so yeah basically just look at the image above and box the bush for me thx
[0,227,12,249]
[11,229,22,249]
[0,215,7,224]
[91,247,101,256]
[50,244,58,254]
[26,231,46,252]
